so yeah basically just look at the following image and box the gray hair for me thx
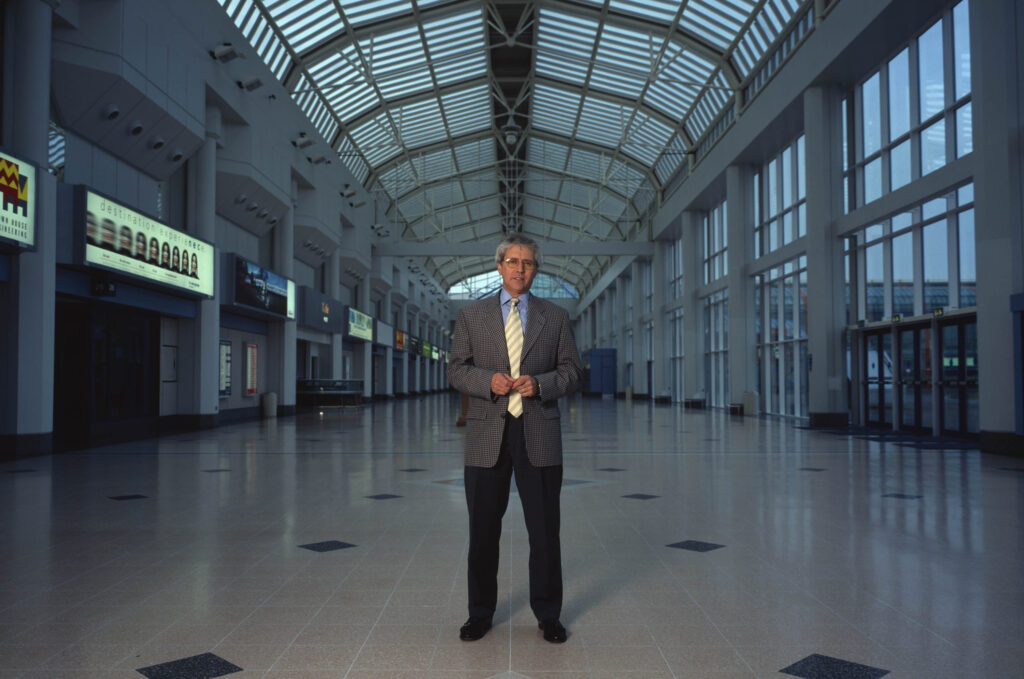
[495,233,542,268]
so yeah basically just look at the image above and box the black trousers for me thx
[464,414,563,622]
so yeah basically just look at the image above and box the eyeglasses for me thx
[502,257,538,270]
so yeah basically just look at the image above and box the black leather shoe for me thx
[538,619,567,643]
[460,617,492,641]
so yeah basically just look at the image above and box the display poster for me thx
[395,330,406,351]
[234,256,294,318]
[0,149,35,248]
[219,340,232,398]
[422,341,432,358]
[84,190,213,296]
[347,307,373,341]
[432,346,439,361]
[408,336,421,356]
[299,286,343,333]
[376,321,394,348]
[245,343,258,395]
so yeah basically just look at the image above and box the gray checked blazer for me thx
[447,294,583,468]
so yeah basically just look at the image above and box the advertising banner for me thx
[422,341,432,358]
[431,346,439,361]
[234,256,295,318]
[347,307,373,341]
[246,343,258,395]
[408,336,421,357]
[0,148,35,249]
[84,189,214,297]
[299,286,343,333]
[219,340,232,398]
[395,330,406,351]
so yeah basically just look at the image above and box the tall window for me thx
[703,290,729,407]
[703,200,728,285]
[641,260,653,314]
[624,276,633,325]
[754,135,806,257]
[668,236,685,300]
[755,256,809,417]
[845,0,972,210]
[670,307,684,401]
[854,183,974,323]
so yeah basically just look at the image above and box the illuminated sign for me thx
[84,190,213,296]
[298,286,343,332]
[347,307,373,341]
[246,343,258,395]
[408,336,421,356]
[219,340,232,398]
[395,330,406,351]
[422,341,432,358]
[233,256,294,318]
[0,148,35,249]
[432,346,439,361]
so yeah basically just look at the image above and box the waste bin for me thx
[261,391,278,418]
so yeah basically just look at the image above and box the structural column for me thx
[398,300,409,395]
[270,183,296,414]
[803,85,849,426]
[630,260,642,392]
[726,164,756,411]
[359,279,372,400]
[329,250,343,379]
[383,289,394,397]
[681,211,703,402]
[183,105,221,426]
[651,242,668,401]
[971,0,1024,451]
[0,0,56,455]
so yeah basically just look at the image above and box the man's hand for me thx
[512,375,538,398]
[491,373,515,396]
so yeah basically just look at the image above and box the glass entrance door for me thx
[939,318,979,435]
[897,325,933,432]
[864,330,893,426]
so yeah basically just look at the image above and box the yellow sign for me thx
[0,150,35,248]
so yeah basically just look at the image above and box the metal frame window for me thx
[844,0,972,211]
[670,307,684,402]
[754,135,806,258]
[756,255,809,418]
[853,183,974,324]
[667,236,685,300]
[703,289,729,408]
[703,200,728,285]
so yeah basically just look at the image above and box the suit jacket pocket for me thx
[540,402,560,419]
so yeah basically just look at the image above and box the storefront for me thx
[296,286,344,380]
[53,187,214,450]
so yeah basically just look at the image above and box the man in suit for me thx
[447,233,583,644]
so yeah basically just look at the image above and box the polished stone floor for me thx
[1,393,1022,678]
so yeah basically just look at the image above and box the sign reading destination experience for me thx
[347,307,373,341]
[0,148,36,249]
[85,190,213,296]
[233,256,295,319]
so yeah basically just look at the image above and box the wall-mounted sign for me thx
[219,339,232,398]
[408,336,421,356]
[83,189,214,296]
[234,256,294,318]
[246,343,258,395]
[0,148,36,249]
[375,321,394,348]
[395,330,406,351]
[347,307,373,341]
[422,341,432,358]
[298,286,343,333]
[432,346,439,361]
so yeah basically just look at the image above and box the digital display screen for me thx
[0,148,35,249]
[395,330,405,351]
[299,286,343,332]
[219,340,232,398]
[432,346,439,361]
[422,341,432,358]
[408,336,421,356]
[348,307,373,341]
[234,256,294,318]
[84,190,214,296]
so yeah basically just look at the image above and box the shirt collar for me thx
[500,289,530,307]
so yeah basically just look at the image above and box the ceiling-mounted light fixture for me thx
[291,133,314,149]
[210,43,243,63]
[237,77,263,92]
[103,104,120,121]
[349,200,365,208]
[307,155,328,165]
[234,193,248,204]
[150,136,165,150]
[341,184,357,198]
[246,202,259,212]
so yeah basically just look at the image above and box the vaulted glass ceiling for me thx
[216,0,816,295]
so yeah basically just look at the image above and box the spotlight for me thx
[150,136,165,150]
[128,121,144,136]
[103,104,120,121]
[234,193,248,204]
[210,43,243,63]
[349,200,365,208]
[307,155,328,165]
[169,149,184,162]
[292,133,314,149]
[341,184,357,198]
[246,202,259,212]
[237,77,263,92]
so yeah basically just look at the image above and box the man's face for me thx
[497,244,538,297]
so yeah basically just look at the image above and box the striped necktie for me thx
[505,298,523,417]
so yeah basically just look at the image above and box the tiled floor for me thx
[2,393,1023,678]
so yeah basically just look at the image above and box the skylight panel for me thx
[680,0,756,51]
[527,139,570,174]
[453,139,495,174]
[536,9,598,84]
[338,139,371,184]
[378,162,418,196]
[644,42,716,119]
[441,86,491,138]
[532,85,582,138]
[733,0,803,77]
[341,0,420,28]
[524,169,564,200]
[350,114,403,165]
[622,114,673,166]
[686,71,732,140]
[414,148,456,182]
[423,10,487,87]
[291,74,339,141]
[269,0,340,54]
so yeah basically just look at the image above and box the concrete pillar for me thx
[359,279,372,400]
[329,250,343,379]
[0,0,56,455]
[682,211,703,401]
[651,241,668,400]
[630,261,642,390]
[804,86,849,426]
[182,105,221,425]
[399,301,409,394]
[270,183,296,414]
[614,279,627,395]
[383,289,394,397]
[726,164,756,409]
[971,0,1024,452]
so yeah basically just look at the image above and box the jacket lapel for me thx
[522,296,546,359]
[485,295,508,367]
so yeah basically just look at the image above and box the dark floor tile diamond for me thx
[109,494,148,501]
[597,467,627,472]
[667,540,725,552]
[883,493,922,499]
[622,493,659,500]
[4,469,37,474]
[202,469,231,473]
[366,493,402,500]
[780,653,889,678]
[298,540,356,552]
[799,467,827,472]
[137,652,242,679]
[399,467,428,472]
[998,467,1024,473]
